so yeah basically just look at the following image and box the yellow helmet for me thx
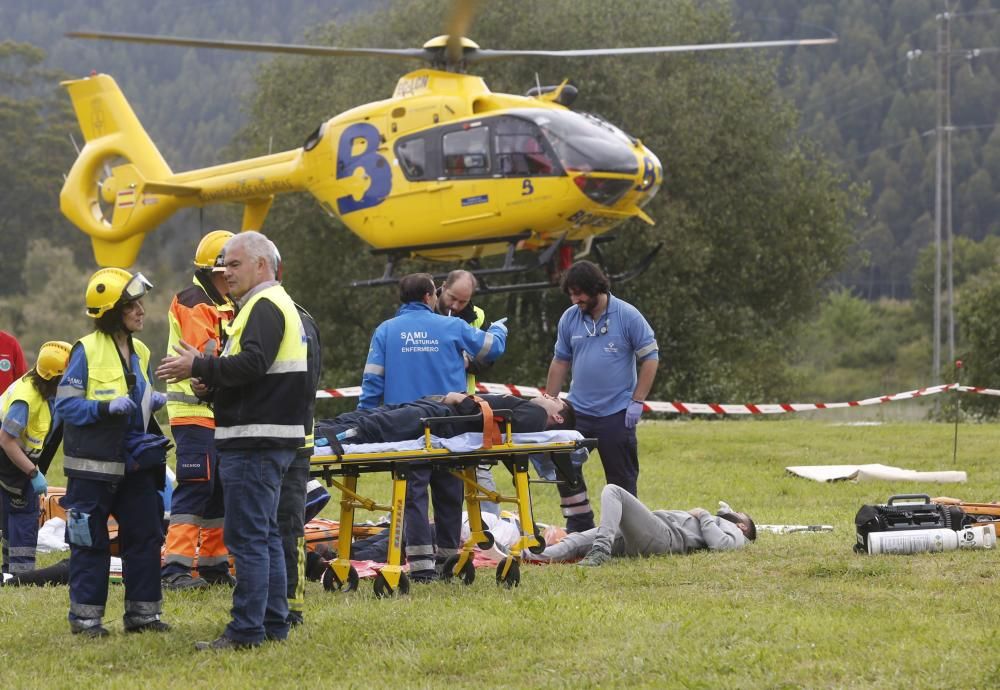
[35,341,72,380]
[194,230,234,271]
[85,267,154,318]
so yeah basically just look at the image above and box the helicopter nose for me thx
[635,148,662,206]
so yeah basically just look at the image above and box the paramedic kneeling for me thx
[157,231,309,650]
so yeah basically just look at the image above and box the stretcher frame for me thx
[309,409,594,596]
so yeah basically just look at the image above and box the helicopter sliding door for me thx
[437,122,499,237]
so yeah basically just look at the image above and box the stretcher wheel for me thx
[322,564,359,593]
[528,526,546,555]
[441,554,476,585]
[476,531,495,550]
[495,557,520,588]
[373,571,410,598]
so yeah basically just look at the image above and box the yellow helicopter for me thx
[61,2,835,289]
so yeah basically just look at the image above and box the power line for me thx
[801,52,927,119]
[801,72,934,134]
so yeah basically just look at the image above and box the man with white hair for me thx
[157,230,309,650]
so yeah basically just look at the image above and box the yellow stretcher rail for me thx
[309,409,595,596]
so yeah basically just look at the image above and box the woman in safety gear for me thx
[55,267,171,637]
[0,340,72,577]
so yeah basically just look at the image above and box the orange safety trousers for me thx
[162,425,229,577]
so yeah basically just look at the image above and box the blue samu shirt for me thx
[359,302,506,408]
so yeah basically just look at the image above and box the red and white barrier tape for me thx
[316,382,1000,415]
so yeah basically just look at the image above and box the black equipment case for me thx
[854,494,970,553]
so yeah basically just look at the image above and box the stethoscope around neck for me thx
[585,314,609,337]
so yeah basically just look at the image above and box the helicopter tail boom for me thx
[61,73,187,266]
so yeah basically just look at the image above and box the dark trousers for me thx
[575,409,640,496]
[403,465,463,574]
[2,483,39,574]
[555,466,596,533]
[65,471,164,624]
[277,454,308,621]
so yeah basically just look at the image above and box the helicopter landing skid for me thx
[476,238,663,294]
[351,231,564,289]
[350,232,661,294]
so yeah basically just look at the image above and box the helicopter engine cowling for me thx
[526,84,578,108]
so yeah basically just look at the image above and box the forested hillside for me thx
[733,0,999,299]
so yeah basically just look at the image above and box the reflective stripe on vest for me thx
[63,455,126,477]
[215,423,305,440]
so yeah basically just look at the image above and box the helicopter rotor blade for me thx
[67,31,429,61]
[467,36,838,63]
[445,0,479,65]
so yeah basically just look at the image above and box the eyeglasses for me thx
[123,272,153,301]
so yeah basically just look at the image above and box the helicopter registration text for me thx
[393,75,430,98]
[568,210,618,228]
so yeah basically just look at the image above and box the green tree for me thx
[0,239,90,355]
[956,267,1000,418]
[0,41,83,296]
[911,235,1000,329]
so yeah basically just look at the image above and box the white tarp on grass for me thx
[786,463,966,483]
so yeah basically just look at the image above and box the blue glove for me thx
[109,396,138,416]
[151,391,167,411]
[488,317,508,337]
[625,400,645,429]
[30,470,47,496]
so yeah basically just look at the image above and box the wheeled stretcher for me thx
[309,408,595,596]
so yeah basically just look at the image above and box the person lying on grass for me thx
[525,484,757,567]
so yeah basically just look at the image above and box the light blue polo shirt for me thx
[553,293,658,417]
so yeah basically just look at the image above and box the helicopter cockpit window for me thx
[516,108,638,176]
[443,127,491,177]
[396,136,428,180]
[494,117,557,177]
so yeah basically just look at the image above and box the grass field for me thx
[3,417,1000,689]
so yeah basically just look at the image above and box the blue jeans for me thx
[218,447,294,644]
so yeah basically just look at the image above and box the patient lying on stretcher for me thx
[315,392,576,447]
